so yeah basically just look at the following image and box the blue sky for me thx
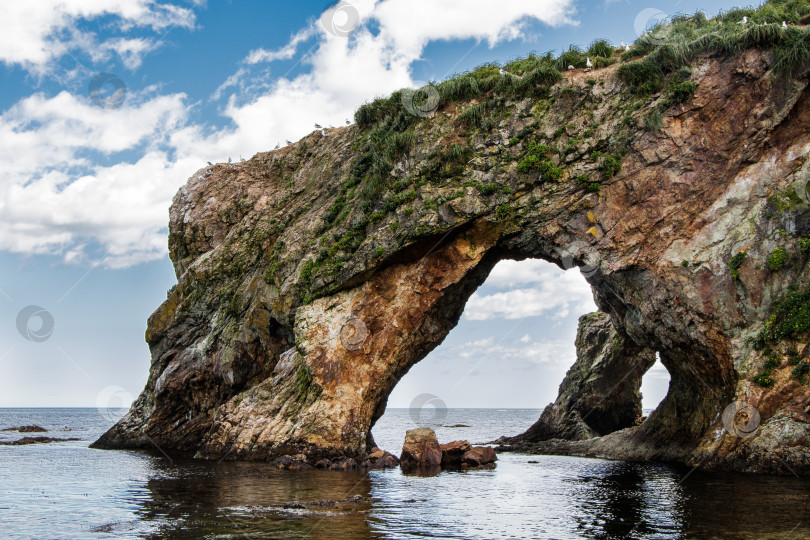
[0,0,749,410]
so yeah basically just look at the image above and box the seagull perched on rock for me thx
[286,140,293,145]
[625,45,631,52]
[568,64,575,70]
[739,16,748,24]
[783,20,789,28]
[240,156,245,162]
[620,40,626,48]
[321,129,329,136]
[345,119,351,125]
[314,123,322,129]
[586,57,593,69]
[499,68,506,75]
[274,142,280,150]
[228,157,232,163]
[207,161,213,166]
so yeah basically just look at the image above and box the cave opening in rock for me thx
[370,257,617,449]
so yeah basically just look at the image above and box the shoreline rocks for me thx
[1,425,47,433]
[404,428,497,471]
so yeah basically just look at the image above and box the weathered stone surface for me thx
[505,312,656,444]
[400,428,442,468]
[92,47,810,475]
[362,447,400,469]
[461,446,497,467]
[440,440,472,466]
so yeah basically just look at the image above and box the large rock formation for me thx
[94,25,810,475]
[504,312,656,443]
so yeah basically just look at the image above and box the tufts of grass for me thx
[645,110,664,132]
[438,75,481,101]
[588,38,616,58]
[458,103,488,129]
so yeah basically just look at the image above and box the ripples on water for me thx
[0,408,808,539]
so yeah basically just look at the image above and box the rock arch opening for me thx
[640,354,671,416]
[370,257,598,448]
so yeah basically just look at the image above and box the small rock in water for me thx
[400,428,443,468]
[0,436,80,446]
[440,440,472,467]
[1,425,47,433]
[461,446,498,468]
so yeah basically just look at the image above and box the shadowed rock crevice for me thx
[93,46,810,475]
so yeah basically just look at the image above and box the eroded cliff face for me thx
[94,47,810,475]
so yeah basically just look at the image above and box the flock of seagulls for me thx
[268,119,355,152]
[737,15,791,28]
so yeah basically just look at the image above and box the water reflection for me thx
[2,409,809,540]
[130,459,377,539]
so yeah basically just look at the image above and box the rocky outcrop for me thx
[93,26,810,475]
[400,428,442,469]
[440,440,471,466]
[504,312,656,444]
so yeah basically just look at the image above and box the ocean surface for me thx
[0,408,808,539]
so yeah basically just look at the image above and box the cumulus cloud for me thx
[1,0,578,267]
[0,1,195,72]
[464,260,596,320]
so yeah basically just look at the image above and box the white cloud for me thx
[0,1,195,72]
[245,27,318,64]
[464,260,596,320]
[457,336,576,366]
[0,0,578,267]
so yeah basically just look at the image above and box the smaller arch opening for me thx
[640,353,671,418]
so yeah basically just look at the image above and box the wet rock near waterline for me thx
[360,447,400,469]
[0,436,81,446]
[439,440,471,466]
[400,428,443,469]
[405,429,497,471]
[460,446,497,468]
[272,447,399,471]
[2,425,47,433]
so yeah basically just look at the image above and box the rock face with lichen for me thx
[93,38,810,475]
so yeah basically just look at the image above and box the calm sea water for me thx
[1,408,808,539]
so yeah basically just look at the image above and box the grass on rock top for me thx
[275,0,810,307]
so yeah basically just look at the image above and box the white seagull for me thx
[207,161,213,166]
[568,64,575,70]
[286,140,293,145]
[228,157,232,163]
[739,16,748,24]
[783,20,789,29]
[314,123,322,129]
[625,45,631,52]
[499,68,506,75]
[620,40,626,48]
[586,57,593,69]
[274,143,280,150]
[345,119,351,125]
